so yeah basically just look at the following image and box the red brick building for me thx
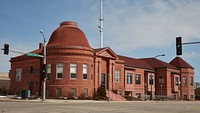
[8,21,195,100]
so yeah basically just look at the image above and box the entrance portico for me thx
[94,47,119,91]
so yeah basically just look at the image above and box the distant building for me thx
[0,72,10,95]
[195,82,200,89]
[8,21,195,100]
[195,82,200,100]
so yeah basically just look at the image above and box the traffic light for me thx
[4,44,9,55]
[42,64,46,80]
[176,37,182,55]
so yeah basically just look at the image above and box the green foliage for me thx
[97,86,106,97]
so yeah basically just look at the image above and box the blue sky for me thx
[0,0,200,82]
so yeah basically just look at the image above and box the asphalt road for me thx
[0,100,200,113]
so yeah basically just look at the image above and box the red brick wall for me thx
[181,68,195,100]
[46,47,94,98]
[9,57,42,95]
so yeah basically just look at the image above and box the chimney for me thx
[39,43,44,49]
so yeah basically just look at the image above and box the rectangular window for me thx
[135,74,141,84]
[149,75,154,85]
[183,95,187,100]
[83,64,88,79]
[70,64,77,79]
[57,63,63,79]
[47,64,51,74]
[56,88,62,97]
[47,64,51,80]
[84,88,88,97]
[136,93,141,98]
[190,77,193,86]
[71,88,76,96]
[16,68,22,81]
[101,74,105,87]
[127,73,133,84]
[183,76,187,86]
[159,76,164,85]
[175,77,179,86]
[115,70,120,82]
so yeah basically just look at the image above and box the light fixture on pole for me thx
[40,30,46,100]
[149,54,165,100]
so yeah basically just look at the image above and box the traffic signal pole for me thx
[2,32,47,101]
[176,37,200,55]
[40,30,47,101]
[1,45,44,57]
[182,42,200,45]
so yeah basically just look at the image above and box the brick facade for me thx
[8,21,194,100]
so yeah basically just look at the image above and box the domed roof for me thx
[47,21,91,48]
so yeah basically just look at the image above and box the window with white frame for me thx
[47,64,51,80]
[135,74,141,84]
[159,76,164,85]
[57,63,63,79]
[70,64,77,79]
[175,76,179,86]
[115,70,120,82]
[83,64,88,79]
[149,75,154,85]
[16,68,22,81]
[127,73,133,84]
[47,64,51,74]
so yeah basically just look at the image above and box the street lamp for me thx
[149,54,165,100]
[40,30,46,100]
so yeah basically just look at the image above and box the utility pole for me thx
[99,0,104,48]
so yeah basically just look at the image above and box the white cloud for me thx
[183,51,200,59]
[102,0,200,52]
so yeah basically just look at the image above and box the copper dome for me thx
[47,21,91,48]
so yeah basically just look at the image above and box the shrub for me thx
[97,86,106,97]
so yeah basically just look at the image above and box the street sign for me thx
[26,53,43,57]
